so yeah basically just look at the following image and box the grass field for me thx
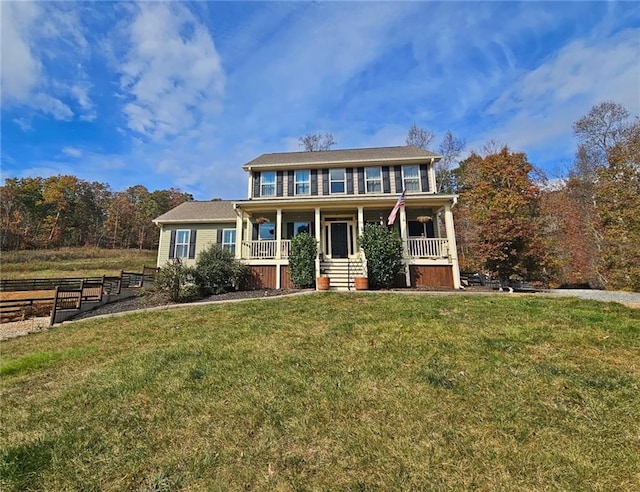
[1,248,158,279]
[1,293,639,490]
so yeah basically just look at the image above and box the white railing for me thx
[280,240,291,258]
[405,238,449,258]
[241,240,291,259]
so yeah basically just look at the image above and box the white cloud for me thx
[117,3,225,140]
[1,2,41,101]
[62,147,82,158]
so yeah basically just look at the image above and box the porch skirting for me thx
[248,264,455,290]
[409,265,454,288]
[248,265,295,290]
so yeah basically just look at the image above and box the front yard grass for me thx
[1,293,638,490]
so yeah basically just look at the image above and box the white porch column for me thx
[315,207,321,283]
[357,206,364,236]
[275,208,282,289]
[399,205,411,287]
[235,209,243,260]
[276,208,283,260]
[444,202,461,289]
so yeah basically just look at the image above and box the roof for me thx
[242,146,441,169]
[153,200,236,223]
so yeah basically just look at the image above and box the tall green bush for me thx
[288,232,317,288]
[193,244,249,295]
[358,224,404,289]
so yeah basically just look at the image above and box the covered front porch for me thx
[233,197,460,289]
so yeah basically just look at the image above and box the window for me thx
[294,222,310,235]
[222,229,236,254]
[259,223,275,240]
[295,170,310,195]
[403,165,420,192]
[365,167,382,193]
[174,230,190,258]
[330,168,346,194]
[261,171,276,196]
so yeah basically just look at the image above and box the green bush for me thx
[155,260,197,302]
[193,244,250,295]
[288,232,318,288]
[358,224,404,289]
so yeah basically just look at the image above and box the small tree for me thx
[288,232,317,288]
[155,260,196,302]
[358,224,404,289]
[193,244,249,295]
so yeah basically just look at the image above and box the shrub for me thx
[155,260,197,302]
[288,232,318,288]
[358,224,404,289]
[193,244,250,295]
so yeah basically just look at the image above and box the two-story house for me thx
[153,146,461,290]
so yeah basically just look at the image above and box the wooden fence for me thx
[1,266,158,325]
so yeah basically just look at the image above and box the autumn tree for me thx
[549,101,639,288]
[455,147,551,284]
[299,133,336,151]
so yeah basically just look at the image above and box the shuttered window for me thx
[330,168,346,194]
[261,172,276,197]
[174,230,190,258]
[403,165,421,191]
[222,229,236,254]
[295,170,311,195]
[365,167,382,193]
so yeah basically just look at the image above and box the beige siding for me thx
[157,223,235,267]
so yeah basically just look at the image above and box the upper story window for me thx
[365,167,382,193]
[295,170,310,195]
[330,168,346,194]
[174,230,190,258]
[222,229,236,254]
[261,171,276,196]
[403,165,421,192]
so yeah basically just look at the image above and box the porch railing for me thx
[405,238,449,258]
[241,240,291,259]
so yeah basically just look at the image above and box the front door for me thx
[330,222,348,258]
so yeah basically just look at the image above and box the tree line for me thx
[0,177,192,251]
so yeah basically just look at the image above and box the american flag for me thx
[387,190,406,225]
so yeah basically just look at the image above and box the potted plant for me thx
[354,276,368,290]
[317,275,330,290]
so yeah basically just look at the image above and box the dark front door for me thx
[331,222,348,258]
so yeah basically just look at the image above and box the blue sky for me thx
[2,1,639,200]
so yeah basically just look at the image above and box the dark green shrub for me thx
[288,232,317,288]
[358,224,404,289]
[193,244,250,295]
[155,260,197,302]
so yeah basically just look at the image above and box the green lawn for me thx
[1,293,638,490]
[1,248,158,279]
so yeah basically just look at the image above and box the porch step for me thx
[320,259,365,291]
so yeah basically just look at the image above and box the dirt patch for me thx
[0,317,50,340]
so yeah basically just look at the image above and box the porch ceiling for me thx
[235,194,456,213]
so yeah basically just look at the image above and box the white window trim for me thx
[175,229,190,259]
[222,228,236,253]
[329,168,346,194]
[402,165,421,192]
[295,169,311,195]
[365,166,382,193]
[261,171,276,197]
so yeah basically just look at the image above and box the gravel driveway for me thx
[543,289,640,308]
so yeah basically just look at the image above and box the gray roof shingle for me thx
[243,146,440,169]
[153,200,236,223]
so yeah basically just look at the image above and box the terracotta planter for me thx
[317,276,330,291]
[354,276,369,290]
